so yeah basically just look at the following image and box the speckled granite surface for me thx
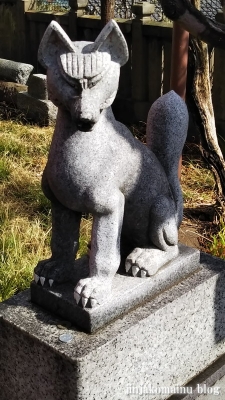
[1,252,225,400]
[30,244,200,332]
[34,19,189,307]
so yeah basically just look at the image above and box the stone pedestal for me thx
[1,252,225,400]
[30,244,200,333]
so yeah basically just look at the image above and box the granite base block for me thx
[30,244,200,332]
[0,81,27,105]
[17,92,57,126]
[0,58,33,84]
[2,252,225,399]
[28,74,48,100]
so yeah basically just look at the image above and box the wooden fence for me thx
[0,0,225,132]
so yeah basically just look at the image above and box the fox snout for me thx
[74,109,100,132]
[72,93,101,132]
[76,117,96,132]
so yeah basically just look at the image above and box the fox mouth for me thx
[76,120,95,132]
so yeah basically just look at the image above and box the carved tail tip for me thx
[149,90,188,116]
[164,90,185,103]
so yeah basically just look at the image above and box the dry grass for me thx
[181,146,216,208]
[180,143,222,254]
[0,119,51,300]
[0,116,91,302]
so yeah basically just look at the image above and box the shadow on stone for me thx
[214,270,225,343]
[199,252,225,344]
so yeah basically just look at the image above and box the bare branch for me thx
[159,0,225,49]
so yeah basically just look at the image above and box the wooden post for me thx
[101,0,115,27]
[68,0,88,41]
[170,22,189,100]
[170,22,189,179]
[131,1,155,121]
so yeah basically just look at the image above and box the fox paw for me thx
[74,277,112,308]
[33,259,73,287]
[125,245,179,277]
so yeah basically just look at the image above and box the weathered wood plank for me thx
[148,38,163,104]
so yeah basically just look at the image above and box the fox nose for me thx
[76,118,95,132]
[80,112,93,121]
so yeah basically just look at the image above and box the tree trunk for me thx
[186,0,225,208]
[101,0,115,27]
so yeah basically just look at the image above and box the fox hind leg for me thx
[125,195,179,277]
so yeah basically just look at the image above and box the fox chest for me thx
[45,132,117,209]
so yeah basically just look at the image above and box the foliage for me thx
[209,220,225,259]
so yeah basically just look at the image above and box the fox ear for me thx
[38,21,75,69]
[92,19,129,66]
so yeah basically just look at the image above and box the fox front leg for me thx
[74,192,125,308]
[34,201,82,286]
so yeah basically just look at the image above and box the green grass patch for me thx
[0,213,51,301]
[0,119,53,301]
[208,220,225,259]
[0,159,10,182]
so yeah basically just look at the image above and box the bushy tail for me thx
[146,90,189,227]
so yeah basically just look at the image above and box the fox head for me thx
[38,20,129,131]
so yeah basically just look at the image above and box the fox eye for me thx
[70,81,79,90]
[64,78,80,90]
[88,80,97,89]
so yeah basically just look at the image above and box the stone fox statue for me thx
[34,20,189,308]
